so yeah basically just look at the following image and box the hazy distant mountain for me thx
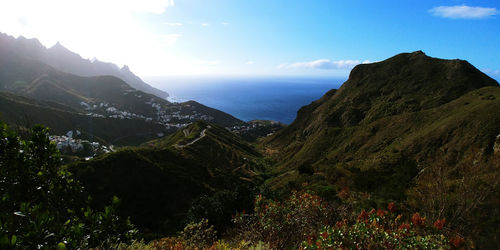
[0,32,244,145]
[0,32,168,98]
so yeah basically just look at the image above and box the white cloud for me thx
[201,23,210,27]
[160,34,182,46]
[193,60,220,66]
[429,5,498,19]
[165,22,183,26]
[221,22,230,26]
[246,61,255,65]
[279,59,370,70]
[483,69,500,75]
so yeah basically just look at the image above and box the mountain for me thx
[0,32,168,98]
[0,91,168,145]
[264,51,499,195]
[46,51,499,246]
[70,121,264,234]
[0,33,245,146]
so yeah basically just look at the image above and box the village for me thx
[49,130,112,160]
[80,99,216,130]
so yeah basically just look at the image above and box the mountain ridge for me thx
[0,33,245,146]
[263,51,499,199]
[268,51,498,149]
[0,32,168,99]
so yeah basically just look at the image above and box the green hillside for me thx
[259,51,499,247]
[3,50,499,248]
[266,51,498,173]
[0,92,171,145]
[70,121,264,236]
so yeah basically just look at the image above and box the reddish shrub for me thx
[387,202,396,213]
[411,212,426,227]
[433,219,446,230]
[376,209,388,217]
[357,210,369,221]
[450,236,465,248]
[398,223,410,231]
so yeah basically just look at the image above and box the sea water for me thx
[144,76,345,124]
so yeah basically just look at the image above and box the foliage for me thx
[115,238,271,250]
[0,122,136,248]
[408,151,500,248]
[232,191,338,249]
[302,205,451,249]
[181,219,217,248]
[187,184,256,233]
[71,121,262,237]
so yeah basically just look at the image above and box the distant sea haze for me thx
[145,76,345,124]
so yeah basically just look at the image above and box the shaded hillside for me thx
[0,32,168,98]
[0,92,170,145]
[70,121,263,235]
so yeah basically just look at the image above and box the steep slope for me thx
[0,32,168,98]
[70,121,263,234]
[0,92,170,145]
[265,51,499,195]
[0,34,245,145]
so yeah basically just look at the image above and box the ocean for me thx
[144,76,345,124]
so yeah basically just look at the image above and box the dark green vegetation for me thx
[0,122,136,249]
[70,121,265,238]
[2,51,499,248]
[234,120,285,142]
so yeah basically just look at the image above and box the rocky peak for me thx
[121,65,131,72]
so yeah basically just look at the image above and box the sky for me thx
[0,0,499,79]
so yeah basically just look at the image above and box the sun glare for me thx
[0,0,203,76]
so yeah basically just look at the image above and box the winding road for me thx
[174,125,210,148]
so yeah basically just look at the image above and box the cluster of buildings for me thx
[227,120,283,137]
[80,99,216,132]
[49,130,111,158]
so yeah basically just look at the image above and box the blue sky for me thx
[1,0,499,79]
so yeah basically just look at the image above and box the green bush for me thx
[187,184,256,233]
[181,219,217,248]
[0,122,136,248]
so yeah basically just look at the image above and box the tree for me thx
[0,122,136,248]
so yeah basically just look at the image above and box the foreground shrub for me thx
[181,219,217,248]
[232,191,337,248]
[302,206,450,249]
[187,184,256,234]
[0,123,136,248]
[408,151,500,248]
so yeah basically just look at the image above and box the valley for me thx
[1,34,499,249]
